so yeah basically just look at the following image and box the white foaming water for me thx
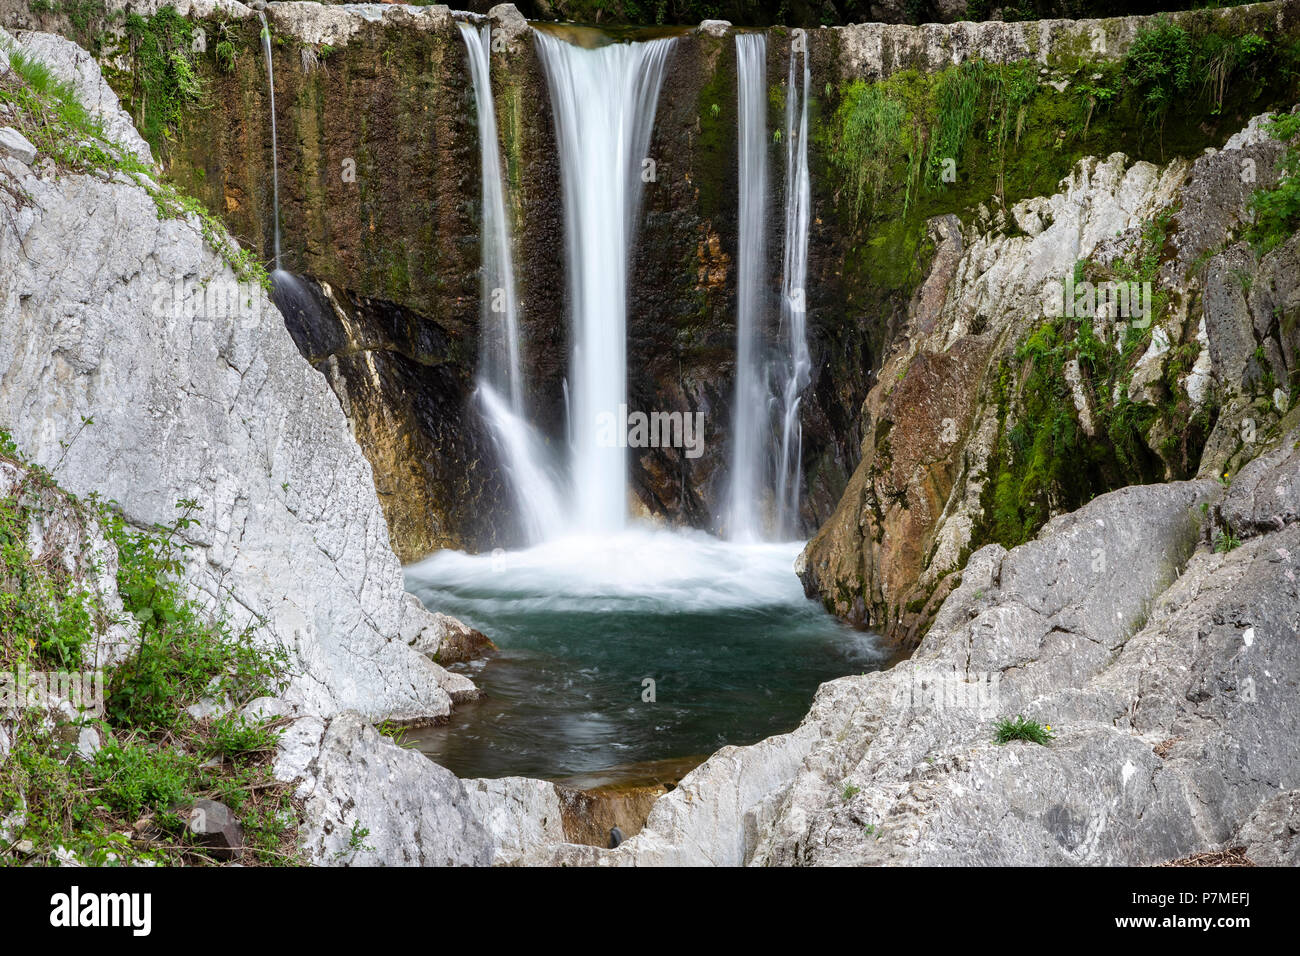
[776,37,812,535]
[534,31,675,535]
[460,22,568,544]
[727,33,771,543]
[406,526,811,614]
[475,383,568,543]
[256,11,280,269]
[459,22,523,412]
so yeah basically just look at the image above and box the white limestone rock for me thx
[274,712,493,866]
[0,31,466,724]
[0,126,34,165]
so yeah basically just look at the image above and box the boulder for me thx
[1219,426,1300,538]
[0,31,470,724]
[186,798,244,862]
[274,712,493,866]
[1233,791,1300,866]
[0,127,35,165]
[408,610,496,664]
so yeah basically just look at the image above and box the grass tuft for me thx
[993,715,1056,746]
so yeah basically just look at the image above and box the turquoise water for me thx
[404,529,888,783]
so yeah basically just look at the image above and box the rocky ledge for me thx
[514,430,1298,865]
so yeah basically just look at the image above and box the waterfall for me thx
[259,10,318,351]
[725,34,812,541]
[726,33,770,543]
[459,22,566,544]
[475,383,568,542]
[775,35,812,536]
[534,31,675,535]
[459,22,523,413]
[256,11,281,269]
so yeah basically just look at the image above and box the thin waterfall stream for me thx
[724,32,813,541]
[726,32,770,543]
[460,21,567,544]
[776,35,813,535]
[257,10,280,269]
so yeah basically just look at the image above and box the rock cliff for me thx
[521,435,1298,865]
[801,107,1300,649]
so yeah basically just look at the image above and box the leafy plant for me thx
[993,715,1056,746]
[123,6,204,150]
[1247,112,1300,254]
[1124,17,1194,130]
[1213,529,1242,553]
[828,80,908,225]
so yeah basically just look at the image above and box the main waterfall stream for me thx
[406,25,882,787]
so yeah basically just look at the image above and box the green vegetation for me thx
[823,16,1298,306]
[0,424,102,673]
[0,28,266,286]
[829,80,909,225]
[332,819,373,863]
[1124,16,1195,129]
[976,205,1208,550]
[376,720,410,745]
[1213,528,1242,553]
[27,0,111,46]
[993,715,1056,746]
[0,430,299,866]
[101,499,285,733]
[122,6,203,151]
[1247,111,1300,254]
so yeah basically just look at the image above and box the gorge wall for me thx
[5,3,1300,868]
[11,1,1294,566]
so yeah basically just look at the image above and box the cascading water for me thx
[726,33,770,543]
[459,22,523,412]
[533,30,675,535]
[256,11,281,269]
[405,27,877,785]
[459,22,566,544]
[724,34,812,541]
[775,35,813,536]
[259,11,321,337]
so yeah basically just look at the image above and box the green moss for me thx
[1247,111,1300,255]
[122,6,204,154]
[822,24,1300,309]
[693,36,735,222]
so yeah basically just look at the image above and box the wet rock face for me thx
[91,5,876,552]
[274,276,512,558]
[801,105,1300,649]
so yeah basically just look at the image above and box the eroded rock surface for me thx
[523,452,1298,865]
[0,30,467,725]
[801,108,1300,650]
[276,712,493,865]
